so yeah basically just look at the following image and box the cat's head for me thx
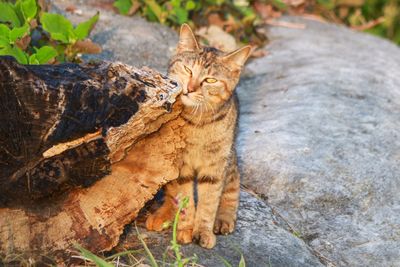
[168,24,251,109]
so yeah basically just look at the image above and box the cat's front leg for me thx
[174,176,196,244]
[214,154,240,235]
[193,174,224,249]
[146,178,195,245]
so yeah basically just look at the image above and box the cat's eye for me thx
[204,78,217,83]
[184,65,192,76]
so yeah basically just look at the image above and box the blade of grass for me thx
[74,244,114,267]
[238,253,246,267]
[104,249,144,261]
[135,223,159,267]
[215,254,233,267]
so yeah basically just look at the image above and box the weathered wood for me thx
[0,56,184,257]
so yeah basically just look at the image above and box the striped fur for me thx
[146,24,250,249]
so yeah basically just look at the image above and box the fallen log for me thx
[0,56,184,258]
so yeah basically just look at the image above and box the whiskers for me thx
[186,94,217,127]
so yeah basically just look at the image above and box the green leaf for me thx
[143,6,159,22]
[185,0,196,11]
[205,0,225,6]
[215,255,233,267]
[32,45,57,64]
[20,0,37,21]
[317,0,335,10]
[0,2,21,27]
[143,0,166,23]
[113,0,133,15]
[394,29,400,45]
[0,45,28,64]
[14,1,25,25]
[0,24,11,38]
[9,23,29,42]
[238,254,246,267]
[28,54,39,64]
[173,7,188,24]
[104,250,144,261]
[170,0,180,8]
[41,13,75,43]
[0,37,9,48]
[271,0,287,10]
[74,12,99,40]
[74,244,114,267]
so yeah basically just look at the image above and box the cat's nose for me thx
[187,86,195,93]
[187,79,196,93]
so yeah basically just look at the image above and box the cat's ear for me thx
[177,23,200,53]
[222,45,252,69]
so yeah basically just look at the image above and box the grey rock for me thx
[127,192,323,267]
[180,192,324,267]
[237,16,400,267]
[49,3,400,265]
[51,2,322,266]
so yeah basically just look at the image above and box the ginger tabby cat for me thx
[146,24,251,249]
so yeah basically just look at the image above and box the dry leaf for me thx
[127,1,141,16]
[89,0,115,11]
[351,17,385,31]
[253,2,282,20]
[222,15,239,33]
[196,25,237,52]
[29,19,38,29]
[73,40,102,54]
[15,35,31,50]
[336,0,365,7]
[207,13,225,28]
[339,6,350,19]
[207,13,239,33]
[65,5,77,13]
[37,0,49,12]
[251,48,269,58]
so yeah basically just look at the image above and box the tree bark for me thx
[0,56,184,257]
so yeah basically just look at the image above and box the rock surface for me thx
[122,192,323,267]
[237,17,400,267]
[180,192,324,267]
[52,2,400,266]
[53,2,324,266]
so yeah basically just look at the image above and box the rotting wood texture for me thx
[0,56,185,258]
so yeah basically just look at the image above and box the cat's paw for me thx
[145,211,173,232]
[177,229,193,244]
[213,217,235,235]
[193,229,216,249]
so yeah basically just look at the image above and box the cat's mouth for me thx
[180,93,204,107]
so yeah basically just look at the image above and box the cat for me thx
[146,24,251,249]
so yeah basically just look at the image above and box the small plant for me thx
[113,0,400,47]
[0,0,100,64]
[169,196,198,267]
[74,195,246,267]
[316,0,400,44]
[113,0,267,47]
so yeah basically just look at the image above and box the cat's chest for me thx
[183,123,233,154]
